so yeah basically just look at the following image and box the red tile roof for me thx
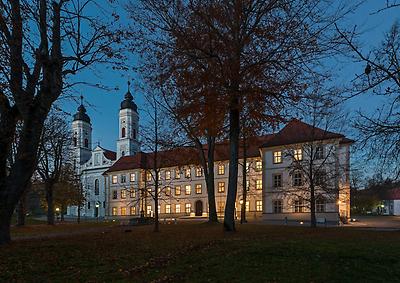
[261,118,349,148]
[104,135,272,174]
[100,147,116,161]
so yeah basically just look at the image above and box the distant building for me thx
[68,85,353,224]
[382,188,400,215]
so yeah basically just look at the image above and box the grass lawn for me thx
[1,222,400,282]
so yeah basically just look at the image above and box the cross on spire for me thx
[80,95,84,106]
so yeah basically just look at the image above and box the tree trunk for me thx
[205,136,218,223]
[46,182,55,225]
[17,193,26,227]
[154,190,159,232]
[224,96,240,232]
[310,184,316,228]
[241,135,247,224]
[0,198,13,245]
[60,204,65,222]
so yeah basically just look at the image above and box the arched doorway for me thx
[195,200,203,216]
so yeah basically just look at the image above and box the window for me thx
[130,173,136,182]
[165,170,171,180]
[185,185,191,195]
[273,151,282,164]
[256,179,262,190]
[315,145,324,160]
[273,200,283,213]
[175,186,181,196]
[246,162,250,172]
[185,168,191,178]
[121,151,125,157]
[121,207,127,216]
[256,200,262,212]
[315,170,326,186]
[196,167,203,177]
[293,172,303,186]
[130,189,136,198]
[165,186,171,196]
[245,201,250,212]
[294,148,303,161]
[112,207,117,216]
[94,179,99,195]
[256,160,262,171]
[246,180,250,191]
[133,129,136,139]
[88,202,91,210]
[130,206,136,215]
[218,164,225,175]
[218,182,225,193]
[158,205,161,214]
[218,201,225,213]
[176,204,181,213]
[147,205,152,215]
[146,172,152,182]
[84,138,89,148]
[273,174,282,188]
[316,198,326,212]
[112,175,118,184]
[166,204,171,214]
[122,127,126,138]
[120,174,126,183]
[294,199,304,213]
[185,203,191,214]
[112,190,118,199]
[73,137,77,146]
[121,189,127,199]
[195,184,202,194]
[175,169,181,179]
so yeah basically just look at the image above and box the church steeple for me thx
[116,80,140,159]
[72,96,92,168]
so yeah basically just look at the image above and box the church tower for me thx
[116,82,140,159]
[72,97,92,169]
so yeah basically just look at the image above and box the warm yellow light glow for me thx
[55,207,60,212]
[300,221,304,225]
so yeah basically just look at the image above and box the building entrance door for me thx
[195,200,203,216]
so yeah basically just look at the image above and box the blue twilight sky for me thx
[59,1,399,164]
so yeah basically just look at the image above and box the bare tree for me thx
[127,0,357,231]
[0,0,121,244]
[36,111,73,225]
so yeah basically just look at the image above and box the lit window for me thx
[256,200,262,212]
[176,204,181,213]
[246,162,250,172]
[185,185,191,195]
[166,204,171,214]
[245,201,250,212]
[315,145,324,160]
[293,172,303,186]
[165,186,171,196]
[273,200,282,213]
[195,184,202,194]
[218,182,225,193]
[185,203,191,214]
[146,172,152,182]
[316,198,326,212]
[158,205,161,213]
[175,169,181,179]
[246,180,250,191]
[273,151,282,164]
[165,170,171,180]
[218,201,225,213]
[256,161,262,171]
[146,205,152,215]
[130,188,136,198]
[256,179,262,190]
[130,173,136,182]
[294,149,303,161]
[112,175,118,184]
[218,164,225,175]
[121,189,127,199]
[112,190,117,199]
[196,167,203,177]
[120,174,126,183]
[112,207,117,216]
[185,168,191,178]
[175,186,181,196]
[294,199,304,213]
[273,174,282,188]
[130,206,136,215]
[121,207,127,216]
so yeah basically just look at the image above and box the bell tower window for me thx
[73,137,77,146]
[133,129,136,140]
[122,127,126,138]
[84,138,89,148]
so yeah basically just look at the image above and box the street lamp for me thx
[95,202,100,222]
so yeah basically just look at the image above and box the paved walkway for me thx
[346,215,400,230]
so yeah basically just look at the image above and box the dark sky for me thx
[61,1,399,157]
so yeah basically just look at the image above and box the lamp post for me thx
[55,207,60,222]
[95,202,100,222]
